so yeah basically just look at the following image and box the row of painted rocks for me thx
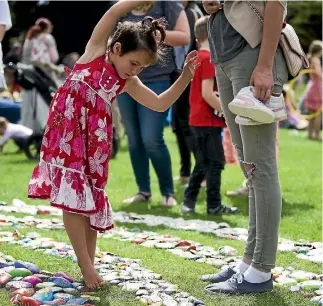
[1,222,322,304]
[101,228,323,304]
[1,213,320,277]
[0,251,98,306]
[0,231,205,306]
[1,200,322,264]
[1,207,322,266]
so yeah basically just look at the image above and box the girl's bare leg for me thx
[83,217,99,266]
[313,114,322,140]
[308,118,314,139]
[63,211,103,289]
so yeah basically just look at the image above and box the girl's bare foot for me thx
[80,264,104,289]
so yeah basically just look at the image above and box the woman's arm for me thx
[124,51,198,112]
[250,1,285,101]
[82,0,149,62]
[164,10,190,46]
[46,35,59,64]
[0,25,5,42]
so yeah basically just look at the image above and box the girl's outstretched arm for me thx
[80,0,152,63]
[124,51,199,112]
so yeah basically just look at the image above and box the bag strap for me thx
[247,1,264,23]
[247,1,287,28]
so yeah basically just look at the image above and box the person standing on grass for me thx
[180,16,239,216]
[200,0,288,294]
[0,0,12,91]
[28,0,199,290]
[305,40,322,141]
[118,0,190,207]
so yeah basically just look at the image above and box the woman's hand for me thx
[182,51,199,80]
[202,0,222,15]
[250,65,273,102]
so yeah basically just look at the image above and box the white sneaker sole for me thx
[229,99,275,124]
[236,114,288,126]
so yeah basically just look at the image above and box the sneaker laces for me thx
[229,272,244,284]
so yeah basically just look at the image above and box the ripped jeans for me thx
[216,45,288,270]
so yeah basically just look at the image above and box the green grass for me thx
[0,128,322,306]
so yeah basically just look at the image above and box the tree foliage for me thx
[287,1,322,52]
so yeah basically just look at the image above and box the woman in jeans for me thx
[201,1,288,294]
[118,1,190,206]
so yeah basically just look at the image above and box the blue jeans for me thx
[118,81,174,196]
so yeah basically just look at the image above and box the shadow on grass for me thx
[116,192,316,229]
[4,158,37,165]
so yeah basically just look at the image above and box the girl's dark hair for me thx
[109,16,167,63]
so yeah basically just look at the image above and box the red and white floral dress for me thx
[28,55,125,232]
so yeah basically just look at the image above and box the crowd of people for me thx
[0,0,322,295]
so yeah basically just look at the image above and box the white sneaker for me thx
[228,86,275,124]
[235,116,260,126]
[265,93,287,121]
[235,92,287,126]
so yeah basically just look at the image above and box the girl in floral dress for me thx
[28,0,199,289]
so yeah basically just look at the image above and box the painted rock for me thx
[311,296,323,305]
[36,282,57,289]
[41,298,66,305]
[14,261,40,274]
[54,272,73,283]
[20,296,42,306]
[218,246,238,257]
[175,241,191,248]
[24,276,43,286]
[0,272,11,286]
[66,297,90,304]
[315,289,323,296]
[33,288,55,302]
[9,268,32,278]
[39,287,64,294]
[63,288,79,295]
[14,261,29,269]
[290,271,317,282]
[154,243,176,249]
[34,274,50,281]
[299,280,323,290]
[81,295,101,302]
[275,277,298,286]
[6,280,33,290]
[11,288,35,297]
[72,282,83,288]
[40,270,54,277]
[53,293,74,301]
[48,277,73,288]
[0,262,9,269]
[3,255,15,262]
[207,259,227,268]
[24,262,41,274]
[26,232,41,239]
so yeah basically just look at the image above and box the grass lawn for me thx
[0,128,321,306]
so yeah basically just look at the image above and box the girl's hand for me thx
[182,51,199,81]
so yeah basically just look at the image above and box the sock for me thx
[234,261,250,273]
[244,266,271,283]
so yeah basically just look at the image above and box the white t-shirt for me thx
[0,123,33,146]
[0,0,12,31]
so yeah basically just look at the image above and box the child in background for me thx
[181,16,239,215]
[28,0,198,289]
[305,40,322,141]
[0,117,32,152]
